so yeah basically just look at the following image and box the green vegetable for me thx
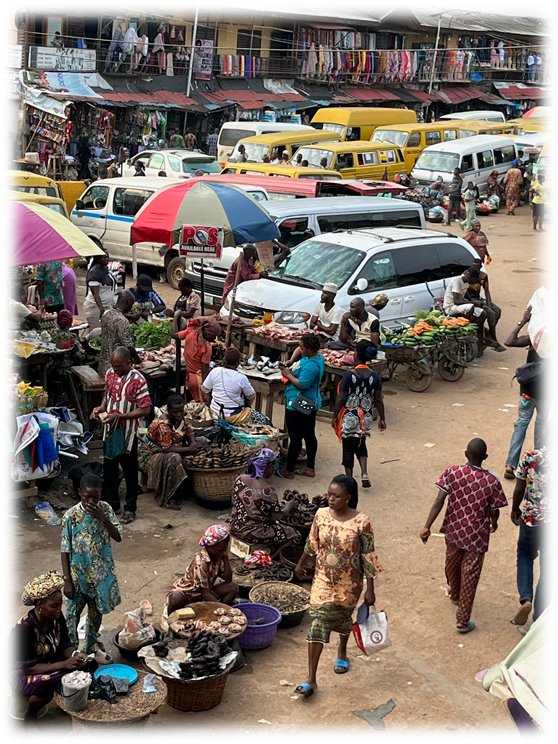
[131,320,172,349]
[89,335,102,350]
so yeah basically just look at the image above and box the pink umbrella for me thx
[523,106,550,118]
[2,200,103,269]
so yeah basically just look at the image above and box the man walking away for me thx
[420,438,507,633]
[98,290,137,377]
[445,167,463,225]
[530,174,546,232]
[92,347,152,524]
[510,448,549,630]
[207,128,219,158]
[503,306,546,479]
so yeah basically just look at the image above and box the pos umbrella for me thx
[11,201,105,266]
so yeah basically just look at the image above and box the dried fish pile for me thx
[182,443,253,470]
[280,490,328,525]
[253,583,310,613]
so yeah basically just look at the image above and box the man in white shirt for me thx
[443,269,487,352]
[310,283,343,342]
[10,285,41,329]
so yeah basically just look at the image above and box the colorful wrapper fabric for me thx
[21,570,65,606]
[199,523,230,547]
[244,549,272,566]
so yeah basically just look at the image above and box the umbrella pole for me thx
[132,244,138,280]
[200,258,205,314]
[175,336,182,394]
[225,250,243,348]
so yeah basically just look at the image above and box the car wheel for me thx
[167,256,186,290]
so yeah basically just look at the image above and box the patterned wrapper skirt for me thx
[307,604,354,644]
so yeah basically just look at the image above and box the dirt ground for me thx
[10,210,544,732]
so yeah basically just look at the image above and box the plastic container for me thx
[236,602,281,650]
[61,672,91,712]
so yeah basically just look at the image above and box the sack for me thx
[104,416,125,459]
[291,391,317,416]
[514,362,543,387]
[118,607,156,650]
[352,604,391,655]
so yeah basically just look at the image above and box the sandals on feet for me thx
[504,467,515,480]
[276,470,295,480]
[295,683,314,698]
[511,601,532,626]
[361,477,371,488]
[457,620,476,634]
[120,512,136,524]
[334,659,350,674]
[294,468,315,478]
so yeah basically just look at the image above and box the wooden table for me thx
[217,319,252,354]
[245,330,301,363]
[13,351,65,390]
[69,366,106,429]
[244,368,286,426]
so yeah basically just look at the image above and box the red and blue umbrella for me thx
[131,180,279,247]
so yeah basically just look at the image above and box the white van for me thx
[440,110,506,123]
[70,177,268,288]
[223,228,479,329]
[512,132,550,162]
[183,197,426,305]
[410,135,518,195]
[217,122,313,166]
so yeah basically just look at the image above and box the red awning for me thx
[346,88,400,102]
[498,86,547,101]
[98,91,202,109]
[404,89,446,103]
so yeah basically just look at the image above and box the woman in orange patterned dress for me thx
[293,475,382,697]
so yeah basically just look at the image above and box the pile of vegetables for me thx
[382,310,477,348]
[131,320,172,349]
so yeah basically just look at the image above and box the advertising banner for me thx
[193,39,214,81]
[179,225,223,259]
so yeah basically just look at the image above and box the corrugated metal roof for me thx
[96,91,205,111]
[498,86,547,100]
[345,88,399,101]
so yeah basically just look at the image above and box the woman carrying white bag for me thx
[294,475,383,698]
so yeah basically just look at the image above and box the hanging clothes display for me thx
[105,27,124,72]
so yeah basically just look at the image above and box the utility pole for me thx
[186,3,199,98]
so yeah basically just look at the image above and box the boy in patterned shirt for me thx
[420,438,507,633]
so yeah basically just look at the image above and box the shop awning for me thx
[345,88,400,102]
[496,86,547,101]
[94,90,206,112]
[390,88,424,104]
[402,89,445,103]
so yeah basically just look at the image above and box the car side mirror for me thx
[356,278,368,291]
[126,159,132,166]
[75,199,84,211]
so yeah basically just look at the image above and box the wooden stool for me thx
[69,366,105,428]
[230,536,267,559]
[47,155,63,179]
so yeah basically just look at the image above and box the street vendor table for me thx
[243,367,286,427]
[12,350,67,391]
[216,319,252,354]
[245,329,301,363]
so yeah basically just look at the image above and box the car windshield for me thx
[45,203,66,215]
[229,142,268,163]
[219,128,256,147]
[14,185,58,198]
[269,240,365,289]
[294,147,333,168]
[414,151,460,173]
[372,130,409,148]
[181,159,221,174]
[538,158,556,180]
[322,123,346,136]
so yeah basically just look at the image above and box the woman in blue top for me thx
[278,334,324,479]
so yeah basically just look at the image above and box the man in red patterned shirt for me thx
[92,347,152,524]
[420,438,508,633]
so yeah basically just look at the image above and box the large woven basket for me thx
[189,464,245,500]
[162,667,232,712]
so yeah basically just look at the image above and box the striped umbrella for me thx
[11,201,104,266]
[131,180,279,247]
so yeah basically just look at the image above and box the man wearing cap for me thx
[128,274,166,324]
[310,284,343,341]
[443,269,487,353]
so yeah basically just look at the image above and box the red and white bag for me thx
[352,604,391,655]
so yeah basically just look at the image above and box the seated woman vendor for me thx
[126,274,166,324]
[167,525,238,615]
[230,448,301,558]
[138,393,204,510]
[10,570,94,723]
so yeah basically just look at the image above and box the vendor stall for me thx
[246,328,302,364]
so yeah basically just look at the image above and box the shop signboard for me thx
[193,39,214,81]
[8,44,23,69]
[179,226,223,259]
[28,46,97,72]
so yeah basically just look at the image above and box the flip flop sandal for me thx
[361,477,371,488]
[334,659,350,674]
[163,501,182,511]
[511,601,532,626]
[275,470,295,479]
[457,620,476,634]
[120,512,136,524]
[294,469,315,478]
[295,683,314,698]
[504,468,515,480]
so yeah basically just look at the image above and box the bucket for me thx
[236,602,281,650]
[61,672,91,712]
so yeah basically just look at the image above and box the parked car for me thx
[222,227,480,329]
[121,149,222,178]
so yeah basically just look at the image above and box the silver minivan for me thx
[411,135,518,195]
[183,197,426,305]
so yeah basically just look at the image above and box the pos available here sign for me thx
[179,226,223,259]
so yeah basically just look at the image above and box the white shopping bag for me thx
[352,604,391,655]
[528,287,552,359]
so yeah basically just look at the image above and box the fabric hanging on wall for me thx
[166,53,174,76]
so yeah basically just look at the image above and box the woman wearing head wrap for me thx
[10,571,92,722]
[487,169,504,203]
[230,448,301,558]
[166,524,238,615]
[172,314,222,401]
[503,161,524,215]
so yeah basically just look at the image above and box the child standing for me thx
[61,474,122,653]
[420,438,507,633]
[460,181,478,232]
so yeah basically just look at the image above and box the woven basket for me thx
[162,668,231,712]
[189,465,245,500]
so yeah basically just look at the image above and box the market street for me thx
[11,211,543,731]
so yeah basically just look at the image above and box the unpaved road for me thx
[10,210,544,732]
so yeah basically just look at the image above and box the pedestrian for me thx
[221,244,267,306]
[133,161,146,177]
[445,167,463,225]
[294,475,381,697]
[443,268,487,352]
[530,174,546,232]
[460,181,478,231]
[61,262,78,316]
[164,277,201,321]
[171,313,221,402]
[185,129,197,151]
[420,438,508,633]
[464,220,491,263]
[503,305,546,479]
[487,169,504,205]
[92,347,152,524]
[332,340,386,488]
[98,290,137,377]
[61,474,122,654]
[503,160,523,215]
[207,127,219,157]
[35,261,64,313]
[84,253,117,329]
[466,258,504,351]
[77,137,91,180]
[169,131,186,149]
[277,334,324,479]
[510,447,549,629]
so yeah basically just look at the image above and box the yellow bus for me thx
[311,107,416,141]
[221,163,342,180]
[292,141,406,180]
[226,130,341,165]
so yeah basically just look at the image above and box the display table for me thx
[69,366,106,428]
[245,330,301,364]
[243,368,286,427]
[216,319,252,354]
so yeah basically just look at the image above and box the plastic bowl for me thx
[236,602,281,650]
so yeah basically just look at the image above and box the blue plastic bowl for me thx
[236,602,281,650]
[94,664,138,685]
